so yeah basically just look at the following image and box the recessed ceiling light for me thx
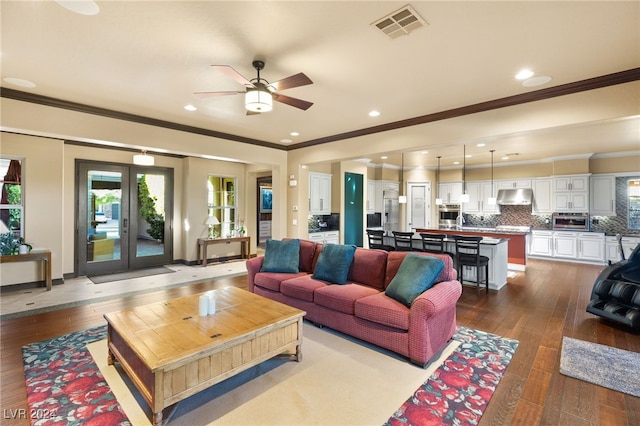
[3,77,36,88]
[381,156,388,160]
[476,143,486,147]
[465,155,472,158]
[421,151,428,154]
[290,131,299,137]
[184,104,197,111]
[453,161,460,165]
[369,110,380,117]
[55,0,99,15]
[515,69,534,80]
[280,139,293,144]
[501,156,509,160]
[523,76,552,87]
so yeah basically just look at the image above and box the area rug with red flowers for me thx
[385,326,519,425]
[22,324,517,425]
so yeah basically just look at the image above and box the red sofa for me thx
[246,240,462,367]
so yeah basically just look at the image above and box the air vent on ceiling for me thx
[372,4,427,39]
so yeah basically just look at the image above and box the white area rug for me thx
[88,324,459,425]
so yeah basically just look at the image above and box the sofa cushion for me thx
[349,248,388,290]
[313,243,357,284]
[385,251,455,289]
[285,238,317,273]
[281,276,328,302]
[261,239,300,273]
[385,253,444,307]
[254,271,308,292]
[314,284,380,315]
[354,292,410,331]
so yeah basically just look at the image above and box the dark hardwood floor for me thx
[1,259,639,425]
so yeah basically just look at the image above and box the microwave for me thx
[438,204,460,228]
[552,212,590,231]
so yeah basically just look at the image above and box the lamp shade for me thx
[133,151,154,166]
[245,88,273,112]
[205,216,220,226]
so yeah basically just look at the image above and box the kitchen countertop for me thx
[308,227,339,233]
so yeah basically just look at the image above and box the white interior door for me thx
[407,182,431,231]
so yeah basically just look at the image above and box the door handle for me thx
[123,218,128,227]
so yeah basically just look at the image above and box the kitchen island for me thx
[384,234,509,290]
[416,227,529,271]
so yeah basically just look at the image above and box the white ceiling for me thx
[1,1,639,168]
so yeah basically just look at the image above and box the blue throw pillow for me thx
[385,254,445,307]
[313,243,357,284]
[261,239,300,273]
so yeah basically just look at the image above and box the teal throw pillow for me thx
[261,239,300,273]
[385,254,445,307]
[313,243,357,284]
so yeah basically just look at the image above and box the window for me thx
[629,179,640,230]
[207,176,238,237]
[0,158,23,236]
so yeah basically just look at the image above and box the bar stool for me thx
[419,233,454,261]
[366,229,395,251]
[392,231,415,251]
[453,235,489,290]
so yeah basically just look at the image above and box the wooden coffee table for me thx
[104,287,305,425]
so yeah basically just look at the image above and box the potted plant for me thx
[0,233,32,255]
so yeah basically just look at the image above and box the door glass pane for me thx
[87,170,121,263]
[137,173,165,257]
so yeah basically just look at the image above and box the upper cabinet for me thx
[438,182,463,204]
[497,179,532,189]
[366,179,376,214]
[309,172,332,215]
[553,174,589,212]
[532,178,553,214]
[590,175,616,216]
[464,181,498,214]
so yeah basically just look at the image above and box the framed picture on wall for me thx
[260,187,272,213]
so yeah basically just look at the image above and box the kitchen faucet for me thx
[456,214,465,229]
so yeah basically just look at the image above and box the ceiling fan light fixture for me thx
[245,88,273,112]
[133,151,154,166]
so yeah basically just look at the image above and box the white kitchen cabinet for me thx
[309,172,332,215]
[530,231,553,256]
[553,232,578,259]
[606,236,640,263]
[553,174,589,213]
[497,179,532,189]
[577,232,605,262]
[438,182,462,204]
[464,181,498,214]
[367,180,376,214]
[532,178,553,214]
[554,175,589,192]
[308,231,339,245]
[590,175,616,216]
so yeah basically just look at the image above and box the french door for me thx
[76,160,173,276]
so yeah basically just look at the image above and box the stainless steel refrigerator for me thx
[383,189,399,233]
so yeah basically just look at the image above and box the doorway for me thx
[76,160,173,276]
[407,182,432,231]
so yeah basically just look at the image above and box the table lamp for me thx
[205,216,220,239]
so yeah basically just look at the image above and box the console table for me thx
[0,250,52,290]
[197,236,250,267]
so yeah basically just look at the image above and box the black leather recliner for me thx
[586,243,640,330]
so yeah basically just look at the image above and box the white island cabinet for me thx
[529,230,605,264]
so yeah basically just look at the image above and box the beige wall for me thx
[590,155,640,174]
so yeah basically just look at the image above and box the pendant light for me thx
[133,150,154,166]
[435,156,443,205]
[459,145,470,203]
[398,152,407,204]
[487,150,497,205]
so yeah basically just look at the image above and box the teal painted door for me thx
[344,172,364,246]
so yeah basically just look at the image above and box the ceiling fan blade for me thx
[211,65,254,87]
[268,72,313,91]
[273,93,313,110]
[193,91,244,98]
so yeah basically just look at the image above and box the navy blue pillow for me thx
[261,239,300,273]
[385,254,445,307]
[313,243,357,284]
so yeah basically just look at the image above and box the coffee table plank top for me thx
[104,287,304,371]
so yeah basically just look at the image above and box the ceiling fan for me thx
[194,60,313,114]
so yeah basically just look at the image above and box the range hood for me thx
[496,188,533,205]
